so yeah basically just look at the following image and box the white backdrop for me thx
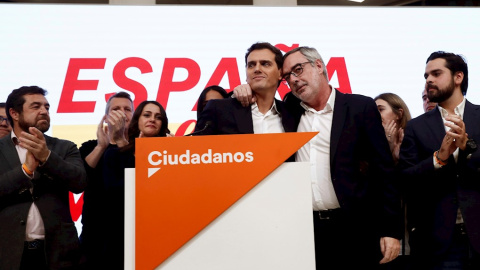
[1,2,479,240]
[1,4,480,135]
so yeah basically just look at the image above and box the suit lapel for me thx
[330,90,347,166]
[0,133,22,169]
[426,107,448,148]
[275,99,296,133]
[233,100,254,134]
[463,100,480,139]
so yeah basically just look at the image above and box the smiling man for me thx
[422,88,437,113]
[195,42,296,137]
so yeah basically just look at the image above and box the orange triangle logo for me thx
[135,132,316,270]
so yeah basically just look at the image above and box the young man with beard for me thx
[0,102,12,138]
[399,51,480,269]
[0,86,86,269]
[195,42,296,139]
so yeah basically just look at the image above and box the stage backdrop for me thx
[1,4,480,233]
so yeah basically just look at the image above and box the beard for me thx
[18,114,50,133]
[427,77,455,104]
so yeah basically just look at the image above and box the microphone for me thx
[184,121,212,136]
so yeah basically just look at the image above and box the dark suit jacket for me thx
[286,90,402,239]
[195,98,297,161]
[195,97,297,135]
[0,133,87,270]
[399,100,480,259]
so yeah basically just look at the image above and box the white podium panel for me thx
[125,162,315,270]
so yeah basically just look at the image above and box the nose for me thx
[39,106,49,114]
[426,75,434,85]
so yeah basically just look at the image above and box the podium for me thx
[125,133,317,269]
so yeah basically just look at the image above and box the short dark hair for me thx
[426,51,468,95]
[122,100,169,152]
[6,86,47,125]
[245,42,283,70]
[0,102,6,109]
[196,85,228,119]
[105,91,133,114]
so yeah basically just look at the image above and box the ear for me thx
[454,71,464,87]
[9,108,19,122]
[397,108,404,120]
[277,68,283,81]
[314,59,325,76]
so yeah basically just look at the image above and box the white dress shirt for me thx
[295,89,340,211]
[251,101,285,134]
[436,97,466,224]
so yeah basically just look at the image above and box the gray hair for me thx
[283,46,329,82]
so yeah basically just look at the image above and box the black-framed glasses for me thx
[0,116,9,125]
[282,61,312,85]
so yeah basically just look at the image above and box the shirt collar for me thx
[11,131,20,146]
[251,100,280,116]
[300,86,336,114]
[438,97,466,119]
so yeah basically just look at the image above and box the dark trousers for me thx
[411,224,480,270]
[20,241,48,270]
[313,211,382,270]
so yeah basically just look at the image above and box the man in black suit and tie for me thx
[280,46,402,269]
[0,86,87,270]
[399,51,480,269]
[195,42,296,137]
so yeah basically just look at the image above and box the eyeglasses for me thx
[282,61,312,85]
[0,116,9,125]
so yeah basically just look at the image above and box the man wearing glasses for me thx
[195,42,296,141]
[0,102,12,138]
[283,46,401,269]
[235,46,402,269]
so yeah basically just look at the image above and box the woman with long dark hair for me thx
[101,100,169,269]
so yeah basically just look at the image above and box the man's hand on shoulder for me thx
[233,84,256,107]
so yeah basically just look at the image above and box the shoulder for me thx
[45,135,78,151]
[203,98,245,115]
[210,97,241,108]
[338,91,374,104]
[79,139,98,152]
[335,91,377,114]
[408,109,436,127]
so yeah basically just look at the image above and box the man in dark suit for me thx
[195,42,296,138]
[399,51,480,269]
[0,86,87,270]
[281,46,402,269]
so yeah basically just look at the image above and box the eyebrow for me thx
[286,62,303,72]
[29,101,49,108]
[247,59,273,65]
[424,68,442,78]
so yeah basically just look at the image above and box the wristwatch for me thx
[464,139,477,155]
